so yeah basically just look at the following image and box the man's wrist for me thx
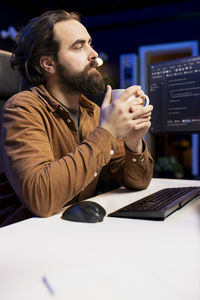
[124,139,143,154]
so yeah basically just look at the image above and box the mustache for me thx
[81,59,101,75]
[89,59,99,69]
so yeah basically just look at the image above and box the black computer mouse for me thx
[61,201,106,223]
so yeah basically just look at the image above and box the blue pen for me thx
[42,276,55,297]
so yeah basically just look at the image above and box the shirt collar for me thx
[30,85,95,116]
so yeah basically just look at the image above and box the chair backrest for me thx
[0,50,21,111]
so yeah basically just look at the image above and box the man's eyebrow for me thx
[70,38,92,48]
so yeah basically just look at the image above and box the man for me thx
[0,10,154,227]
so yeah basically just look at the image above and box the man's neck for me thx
[46,82,80,111]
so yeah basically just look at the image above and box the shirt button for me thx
[94,172,98,177]
[110,149,114,155]
[67,119,71,123]
[132,158,137,162]
[140,157,145,162]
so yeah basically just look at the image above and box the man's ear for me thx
[40,56,56,74]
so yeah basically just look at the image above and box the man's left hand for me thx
[123,104,153,153]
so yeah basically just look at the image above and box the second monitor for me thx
[148,55,200,134]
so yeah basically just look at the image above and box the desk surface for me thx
[0,178,200,300]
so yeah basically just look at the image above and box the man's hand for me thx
[99,85,153,151]
[123,104,152,153]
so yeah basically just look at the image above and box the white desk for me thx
[0,178,200,300]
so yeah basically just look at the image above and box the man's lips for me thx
[88,65,98,72]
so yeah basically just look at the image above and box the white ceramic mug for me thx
[112,89,149,106]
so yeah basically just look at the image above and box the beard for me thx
[56,59,106,96]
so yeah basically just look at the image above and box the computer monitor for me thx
[148,55,200,134]
[139,41,199,177]
[139,41,198,93]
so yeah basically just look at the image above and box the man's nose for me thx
[88,46,98,61]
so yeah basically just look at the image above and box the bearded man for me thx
[0,10,153,226]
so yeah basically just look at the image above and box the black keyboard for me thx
[108,187,200,220]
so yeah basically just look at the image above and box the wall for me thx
[82,2,200,90]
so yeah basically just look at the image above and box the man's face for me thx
[53,20,105,95]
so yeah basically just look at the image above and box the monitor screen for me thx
[148,55,200,134]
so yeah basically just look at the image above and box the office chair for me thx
[0,49,21,112]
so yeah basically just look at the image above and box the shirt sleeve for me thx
[104,138,154,190]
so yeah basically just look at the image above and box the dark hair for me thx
[11,10,80,89]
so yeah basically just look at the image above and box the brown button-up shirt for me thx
[0,85,154,226]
